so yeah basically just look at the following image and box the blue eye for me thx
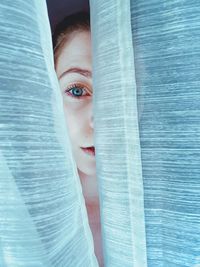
[71,87,84,97]
[65,83,91,99]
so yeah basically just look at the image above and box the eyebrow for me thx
[58,67,92,80]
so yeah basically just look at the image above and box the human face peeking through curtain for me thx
[53,13,97,201]
[55,30,99,202]
[53,13,103,266]
[56,31,94,175]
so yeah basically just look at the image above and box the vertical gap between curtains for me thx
[35,1,97,266]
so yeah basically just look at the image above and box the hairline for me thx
[54,28,90,69]
[53,12,90,68]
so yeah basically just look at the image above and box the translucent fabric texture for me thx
[0,1,97,266]
[91,0,200,266]
[0,1,200,267]
[90,0,147,266]
[131,1,200,266]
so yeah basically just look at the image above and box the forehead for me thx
[56,30,91,77]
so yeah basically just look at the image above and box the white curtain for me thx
[90,0,147,266]
[0,0,200,266]
[0,1,97,266]
[91,0,200,266]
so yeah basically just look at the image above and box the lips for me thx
[81,146,95,156]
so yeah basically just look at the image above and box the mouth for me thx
[81,146,95,156]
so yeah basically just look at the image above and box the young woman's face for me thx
[56,30,96,176]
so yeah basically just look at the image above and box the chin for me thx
[82,168,96,177]
[78,164,96,177]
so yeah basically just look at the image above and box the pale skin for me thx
[55,30,103,266]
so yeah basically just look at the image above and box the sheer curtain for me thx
[91,0,200,266]
[130,1,200,266]
[0,0,200,267]
[90,0,147,266]
[0,1,97,266]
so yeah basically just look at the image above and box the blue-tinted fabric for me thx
[90,1,147,266]
[0,1,97,266]
[1,0,200,266]
[91,0,200,266]
[131,1,200,266]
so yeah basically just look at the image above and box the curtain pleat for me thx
[91,0,200,266]
[0,1,97,266]
[90,1,147,266]
[0,0,200,266]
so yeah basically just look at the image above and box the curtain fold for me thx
[0,1,97,266]
[0,0,200,266]
[90,1,147,266]
[91,0,200,266]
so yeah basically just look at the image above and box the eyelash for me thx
[64,83,91,99]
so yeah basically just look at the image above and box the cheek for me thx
[63,104,85,137]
